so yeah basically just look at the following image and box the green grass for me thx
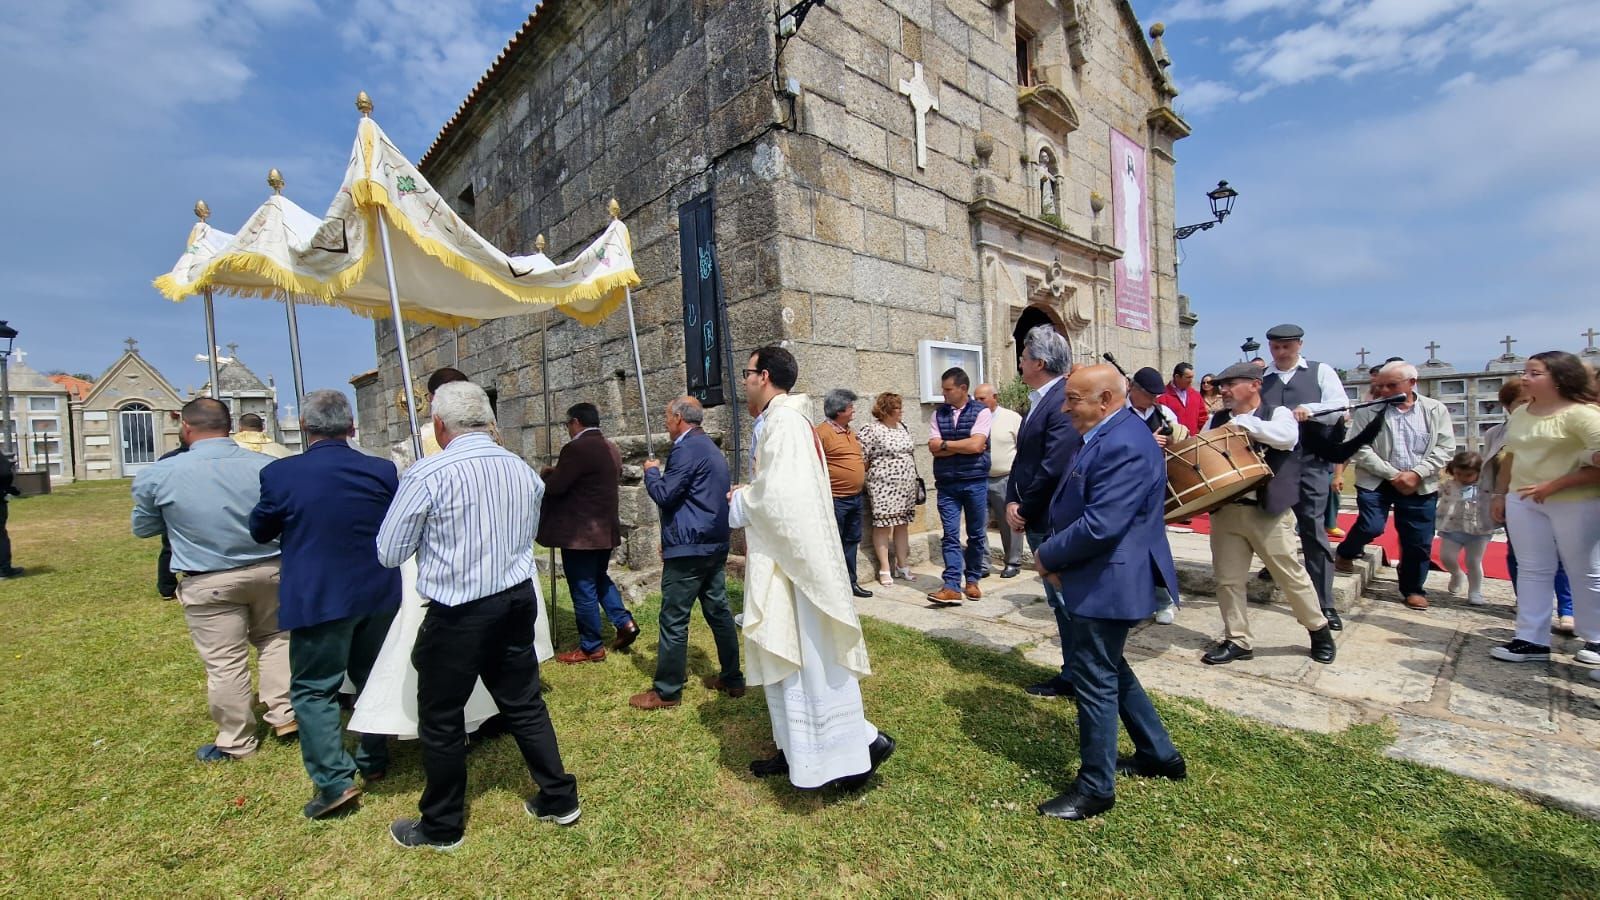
[1,481,1596,897]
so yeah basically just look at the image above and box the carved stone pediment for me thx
[1018,83,1079,137]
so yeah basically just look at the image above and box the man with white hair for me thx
[816,388,873,598]
[1335,360,1455,610]
[377,381,579,850]
[249,389,402,819]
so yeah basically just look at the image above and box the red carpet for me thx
[1176,512,1511,581]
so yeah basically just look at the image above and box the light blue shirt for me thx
[1025,374,1065,425]
[749,409,767,470]
[131,437,280,573]
[1080,413,1114,448]
[376,431,544,606]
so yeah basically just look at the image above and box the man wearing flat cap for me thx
[1260,323,1349,629]
[1201,363,1337,666]
[1127,367,1189,447]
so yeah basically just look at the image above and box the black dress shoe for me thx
[851,584,873,598]
[1038,788,1115,821]
[1202,640,1254,666]
[1309,625,1337,664]
[303,785,362,819]
[389,818,462,851]
[1116,753,1187,780]
[822,732,898,790]
[1322,607,1343,631]
[612,620,641,651]
[978,569,992,579]
[1257,567,1272,581]
[1024,677,1077,699]
[1001,565,1021,578]
[749,750,789,778]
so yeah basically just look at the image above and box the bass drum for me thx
[1163,425,1272,521]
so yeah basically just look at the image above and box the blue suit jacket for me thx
[249,440,402,631]
[644,428,731,558]
[1005,377,1082,528]
[1036,409,1178,621]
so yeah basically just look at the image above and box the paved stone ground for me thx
[855,530,1600,819]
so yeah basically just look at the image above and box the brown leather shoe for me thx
[927,587,963,605]
[556,647,606,664]
[1333,557,1356,574]
[612,620,641,651]
[629,689,680,710]
[273,720,299,739]
[963,582,983,600]
[1405,594,1429,610]
[704,675,747,698]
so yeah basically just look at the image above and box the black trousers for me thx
[0,500,11,572]
[412,581,578,842]
[156,531,177,596]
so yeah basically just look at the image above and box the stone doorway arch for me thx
[1011,303,1067,371]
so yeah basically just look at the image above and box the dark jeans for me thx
[562,547,633,653]
[0,500,10,571]
[289,607,397,796]
[1026,529,1071,684]
[654,552,743,701]
[1066,615,1179,800]
[157,531,178,596]
[937,479,988,590]
[833,493,865,587]
[412,581,578,843]
[1338,483,1438,597]
[1506,544,1574,618]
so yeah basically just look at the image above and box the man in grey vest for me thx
[1201,364,1337,666]
[1260,323,1350,629]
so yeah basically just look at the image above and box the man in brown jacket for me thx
[539,403,639,663]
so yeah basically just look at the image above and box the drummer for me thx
[1128,367,1190,446]
[1199,363,1338,667]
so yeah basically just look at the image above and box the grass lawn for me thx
[1,481,1596,898]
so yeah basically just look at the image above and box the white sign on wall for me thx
[916,340,984,404]
[84,412,109,422]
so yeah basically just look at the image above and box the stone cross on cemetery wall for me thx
[1500,334,1516,356]
[1583,327,1598,351]
[899,62,938,170]
[1356,347,1370,368]
[1425,340,1441,362]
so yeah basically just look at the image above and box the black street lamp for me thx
[0,320,17,459]
[1240,336,1260,361]
[1175,180,1240,240]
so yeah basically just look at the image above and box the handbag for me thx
[915,476,928,506]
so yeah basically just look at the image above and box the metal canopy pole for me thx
[610,200,653,455]
[193,200,223,400]
[541,300,559,630]
[267,169,305,411]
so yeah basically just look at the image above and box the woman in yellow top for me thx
[1489,351,1600,664]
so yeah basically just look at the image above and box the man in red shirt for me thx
[1158,363,1208,435]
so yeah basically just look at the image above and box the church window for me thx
[457,184,476,229]
[1016,26,1036,86]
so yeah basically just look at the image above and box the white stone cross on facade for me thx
[898,62,939,171]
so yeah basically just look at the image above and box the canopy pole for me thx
[282,291,306,411]
[610,199,653,455]
[541,304,559,637]
[376,212,423,461]
[202,287,222,401]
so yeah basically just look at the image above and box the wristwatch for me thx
[939,439,948,452]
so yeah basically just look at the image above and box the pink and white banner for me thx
[1109,128,1150,331]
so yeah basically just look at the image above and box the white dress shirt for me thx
[1268,357,1348,416]
[1225,402,1301,451]
[1024,374,1065,425]
[376,431,545,606]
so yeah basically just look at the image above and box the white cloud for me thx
[1176,78,1243,114]
[1438,71,1476,91]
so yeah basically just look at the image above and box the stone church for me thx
[360,0,1197,565]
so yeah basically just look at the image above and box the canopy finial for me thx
[536,233,546,252]
[267,168,284,194]
[356,91,373,116]
[608,197,620,220]
[194,200,210,222]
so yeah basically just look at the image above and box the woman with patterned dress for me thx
[859,392,920,586]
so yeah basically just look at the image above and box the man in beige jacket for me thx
[233,413,294,458]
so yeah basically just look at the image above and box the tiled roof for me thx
[47,374,94,401]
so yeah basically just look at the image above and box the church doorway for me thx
[1011,304,1067,371]
[118,403,156,475]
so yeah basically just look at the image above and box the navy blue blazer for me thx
[1036,409,1178,621]
[1005,377,1082,528]
[644,428,731,559]
[249,439,402,631]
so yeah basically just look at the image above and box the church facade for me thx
[361,0,1196,564]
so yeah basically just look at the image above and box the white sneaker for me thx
[1154,606,1176,625]
[1467,592,1487,606]
[1446,573,1465,596]
[1575,643,1600,666]
[733,613,745,628]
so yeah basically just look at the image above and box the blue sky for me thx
[2,1,1594,417]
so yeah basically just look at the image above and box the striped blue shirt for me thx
[376,431,544,606]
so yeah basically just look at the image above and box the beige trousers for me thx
[1209,504,1329,650]
[177,559,293,756]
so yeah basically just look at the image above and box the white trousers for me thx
[1506,494,1600,644]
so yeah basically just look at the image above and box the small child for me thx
[1437,451,1497,605]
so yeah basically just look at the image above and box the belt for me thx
[180,559,274,578]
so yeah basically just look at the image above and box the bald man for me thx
[974,383,1024,578]
[1033,365,1182,820]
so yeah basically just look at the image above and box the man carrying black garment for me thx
[377,381,579,850]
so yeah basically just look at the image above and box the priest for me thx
[731,345,896,790]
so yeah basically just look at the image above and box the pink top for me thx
[929,403,994,441]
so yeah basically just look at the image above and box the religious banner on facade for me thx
[1109,128,1151,331]
[677,192,728,407]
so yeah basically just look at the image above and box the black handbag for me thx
[915,476,928,505]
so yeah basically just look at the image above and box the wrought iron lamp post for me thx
[1175,180,1239,240]
[0,321,17,458]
